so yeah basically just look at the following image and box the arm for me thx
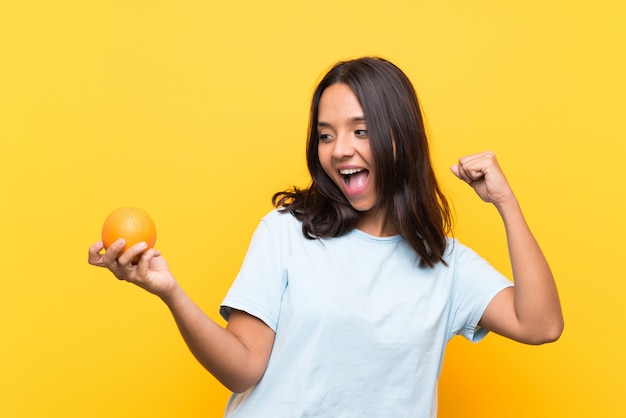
[451,151,564,345]
[88,239,275,392]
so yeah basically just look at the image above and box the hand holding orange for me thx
[101,207,157,261]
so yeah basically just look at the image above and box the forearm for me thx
[497,197,564,342]
[88,242,269,391]
[160,285,264,392]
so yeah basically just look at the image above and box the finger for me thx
[136,247,158,278]
[450,164,462,179]
[466,153,504,183]
[465,165,487,182]
[118,241,148,265]
[457,150,494,169]
[450,164,474,187]
[102,239,126,264]
[455,159,482,184]
[459,152,496,181]
[88,241,105,265]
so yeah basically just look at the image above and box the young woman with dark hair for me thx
[274,57,451,267]
[88,57,563,417]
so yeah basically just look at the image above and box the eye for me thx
[355,129,368,138]
[318,132,333,142]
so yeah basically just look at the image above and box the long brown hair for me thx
[273,57,452,267]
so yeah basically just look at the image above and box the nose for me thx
[331,131,355,159]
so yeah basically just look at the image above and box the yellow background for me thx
[1,1,624,417]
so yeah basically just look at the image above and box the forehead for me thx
[318,83,364,122]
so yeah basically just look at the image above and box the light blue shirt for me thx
[220,209,512,417]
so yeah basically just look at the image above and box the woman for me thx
[88,57,563,417]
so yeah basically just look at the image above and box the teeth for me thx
[339,168,364,175]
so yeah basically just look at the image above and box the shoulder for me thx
[442,237,488,270]
[442,237,511,291]
[260,208,301,228]
[442,237,468,261]
[255,208,305,241]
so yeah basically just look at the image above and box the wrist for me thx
[494,194,522,220]
[159,281,184,305]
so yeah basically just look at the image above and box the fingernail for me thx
[137,242,147,249]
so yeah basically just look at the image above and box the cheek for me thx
[359,143,374,164]
[317,146,332,174]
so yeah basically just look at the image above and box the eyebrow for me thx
[317,116,366,127]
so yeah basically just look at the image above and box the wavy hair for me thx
[273,57,452,267]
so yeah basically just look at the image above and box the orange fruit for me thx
[101,207,157,261]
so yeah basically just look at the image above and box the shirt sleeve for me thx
[448,240,514,343]
[220,215,287,332]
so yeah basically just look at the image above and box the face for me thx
[317,83,379,214]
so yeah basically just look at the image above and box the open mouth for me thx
[339,168,369,191]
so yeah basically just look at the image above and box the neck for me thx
[356,207,398,237]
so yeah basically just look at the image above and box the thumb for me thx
[450,164,468,183]
[450,164,475,185]
[88,240,105,265]
[450,164,460,177]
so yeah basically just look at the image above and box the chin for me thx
[348,201,377,213]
